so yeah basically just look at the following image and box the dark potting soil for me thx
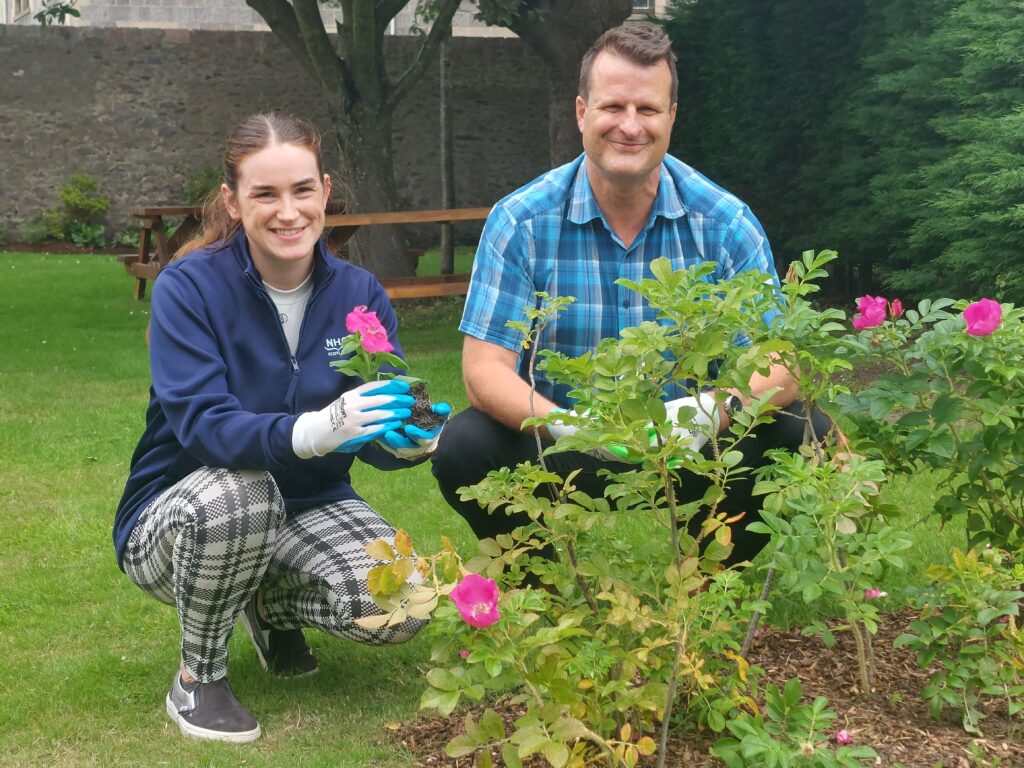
[409,381,446,431]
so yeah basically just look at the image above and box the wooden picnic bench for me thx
[120,204,490,301]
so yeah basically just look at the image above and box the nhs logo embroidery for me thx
[324,337,346,358]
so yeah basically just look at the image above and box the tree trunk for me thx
[500,0,633,166]
[439,32,455,274]
[546,64,583,166]
[332,113,416,279]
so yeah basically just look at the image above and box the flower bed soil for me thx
[390,609,1023,767]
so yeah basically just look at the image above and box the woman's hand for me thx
[291,379,415,458]
[377,402,452,460]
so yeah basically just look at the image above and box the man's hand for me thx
[547,409,631,462]
[664,392,720,452]
[292,379,414,458]
[377,402,453,460]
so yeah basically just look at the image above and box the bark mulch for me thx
[389,609,1022,767]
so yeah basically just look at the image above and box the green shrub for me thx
[69,222,106,249]
[45,173,110,241]
[183,164,222,206]
[58,173,108,222]
[19,216,50,245]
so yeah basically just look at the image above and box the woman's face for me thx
[222,141,330,286]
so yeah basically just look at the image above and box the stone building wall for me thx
[0,24,549,243]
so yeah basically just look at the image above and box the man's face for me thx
[576,51,676,188]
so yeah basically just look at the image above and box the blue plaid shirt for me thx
[461,153,779,406]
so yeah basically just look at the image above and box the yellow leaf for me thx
[636,737,656,756]
[390,557,415,585]
[365,539,396,562]
[394,528,414,557]
[620,722,632,742]
[354,613,391,630]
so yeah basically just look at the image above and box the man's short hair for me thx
[579,23,678,105]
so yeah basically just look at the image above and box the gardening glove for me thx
[663,392,720,453]
[292,379,414,459]
[547,408,629,463]
[377,402,452,460]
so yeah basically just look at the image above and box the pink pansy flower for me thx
[852,295,888,330]
[889,298,903,319]
[963,298,1002,337]
[835,729,853,745]
[864,588,887,600]
[450,573,501,628]
[345,305,394,354]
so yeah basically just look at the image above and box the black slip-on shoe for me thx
[165,672,260,743]
[240,599,319,678]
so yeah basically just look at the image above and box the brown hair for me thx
[173,112,326,260]
[579,23,678,105]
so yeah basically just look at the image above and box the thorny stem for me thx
[566,538,599,615]
[850,619,873,693]
[656,460,692,768]
[524,311,599,615]
[741,564,775,660]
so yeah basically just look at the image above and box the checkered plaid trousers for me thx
[123,467,425,682]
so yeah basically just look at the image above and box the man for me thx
[432,23,828,564]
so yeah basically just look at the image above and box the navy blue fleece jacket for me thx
[113,230,412,569]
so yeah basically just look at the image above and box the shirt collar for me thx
[567,158,687,226]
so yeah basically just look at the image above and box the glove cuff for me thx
[292,411,323,459]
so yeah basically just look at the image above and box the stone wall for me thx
[0,24,550,244]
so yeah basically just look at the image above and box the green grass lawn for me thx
[0,251,963,766]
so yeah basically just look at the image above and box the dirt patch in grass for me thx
[392,609,1022,767]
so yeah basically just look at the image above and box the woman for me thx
[114,112,447,743]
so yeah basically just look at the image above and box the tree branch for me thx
[246,0,316,79]
[290,0,349,111]
[375,0,408,38]
[387,0,461,113]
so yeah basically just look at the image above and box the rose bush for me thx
[362,252,1022,765]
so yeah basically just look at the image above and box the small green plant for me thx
[44,173,109,242]
[711,678,877,767]
[115,226,141,249]
[894,547,1024,735]
[68,222,106,249]
[183,164,222,206]
[19,216,50,245]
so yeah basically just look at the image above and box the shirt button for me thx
[623,300,630,309]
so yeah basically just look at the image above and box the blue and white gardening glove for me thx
[291,379,414,459]
[547,408,629,462]
[377,402,452,460]
[663,392,720,452]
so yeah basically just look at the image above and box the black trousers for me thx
[431,402,834,566]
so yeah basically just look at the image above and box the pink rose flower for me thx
[963,298,1002,337]
[852,295,888,330]
[450,573,501,628]
[835,729,853,745]
[345,305,394,354]
[889,298,903,319]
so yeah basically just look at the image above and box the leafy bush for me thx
[183,165,222,206]
[68,222,106,249]
[361,252,1021,763]
[42,173,109,242]
[712,679,877,767]
[894,547,1024,734]
[19,216,50,245]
